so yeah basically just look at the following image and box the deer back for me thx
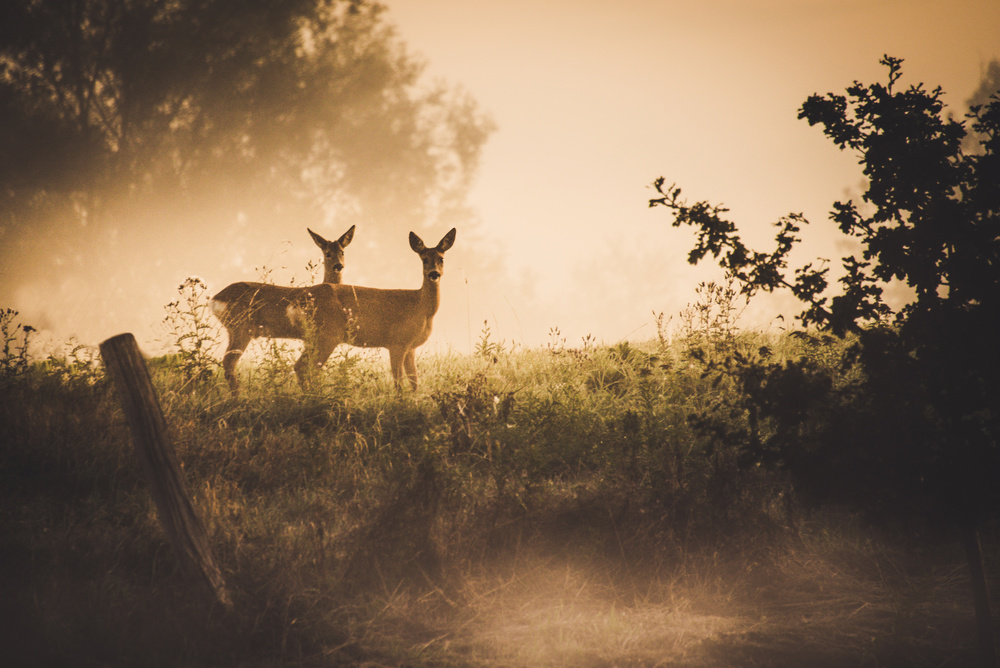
[306,284,434,349]
[212,282,332,339]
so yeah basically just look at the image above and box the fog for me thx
[2,0,997,359]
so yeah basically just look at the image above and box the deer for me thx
[210,225,355,396]
[290,228,456,391]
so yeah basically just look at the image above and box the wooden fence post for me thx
[100,333,231,608]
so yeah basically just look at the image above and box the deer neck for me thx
[420,277,442,318]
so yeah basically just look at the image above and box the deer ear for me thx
[308,228,328,249]
[409,231,426,253]
[437,228,456,252]
[338,224,355,247]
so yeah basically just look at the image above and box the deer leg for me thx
[403,349,418,390]
[222,328,251,397]
[296,336,336,391]
[388,347,406,390]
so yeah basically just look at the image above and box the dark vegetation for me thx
[650,56,1000,665]
[1,283,996,665]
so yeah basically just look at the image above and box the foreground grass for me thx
[354,514,984,667]
[0,333,994,666]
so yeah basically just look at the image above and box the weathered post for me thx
[100,333,231,608]
[961,523,998,668]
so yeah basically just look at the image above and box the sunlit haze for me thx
[2,0,998,358]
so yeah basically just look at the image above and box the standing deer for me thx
[210,225,355,396]
[291,228,456,391]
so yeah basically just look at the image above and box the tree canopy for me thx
[0,0,493,252]
[651,55,1000,529]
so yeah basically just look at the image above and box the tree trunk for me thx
[961,523,997,668]
[100,333,231,609]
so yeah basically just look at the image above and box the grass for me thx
[0,305,996,666]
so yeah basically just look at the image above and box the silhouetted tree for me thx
[962,59,1000,154]
[0,0,492,251]
[651,56,999,665]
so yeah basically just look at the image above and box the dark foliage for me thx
[0,0,493,244]
[651,55,1000,533]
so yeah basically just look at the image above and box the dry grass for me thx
[334,555,742,667]
[316,515,987,667]
[451,563,737,666]
[1,319,994,667]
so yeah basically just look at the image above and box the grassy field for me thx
[0,300,995,666]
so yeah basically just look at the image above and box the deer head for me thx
[308,224,355,284]
[409,227,456,284]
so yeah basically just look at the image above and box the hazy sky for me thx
[3,0,998,358]
[387,0,1000,350]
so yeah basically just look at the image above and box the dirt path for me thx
[359,549,984,666]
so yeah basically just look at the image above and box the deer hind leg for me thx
[222,328,251,397]
[402,349,418,390]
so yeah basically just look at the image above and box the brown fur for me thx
[294,228,456,390]
[211,226,354,396]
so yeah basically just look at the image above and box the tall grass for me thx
[0,284,988,666]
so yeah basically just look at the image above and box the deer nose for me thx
[332,263,344,272]
[428,270,441,281]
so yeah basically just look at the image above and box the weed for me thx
[161,277,222,391]
[546,326,566,356]
[44,339,104,387]
[0,308,34,382]
[301,257,321,286]
[547,326,595,362]
[653,310,672,352]
[679,273,747,362]
[475,320,505,363]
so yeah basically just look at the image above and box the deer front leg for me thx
[296,336,336,391]
[388,347,406,390]
[402,348,418,390]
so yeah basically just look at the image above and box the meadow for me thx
[0,283,993,666]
